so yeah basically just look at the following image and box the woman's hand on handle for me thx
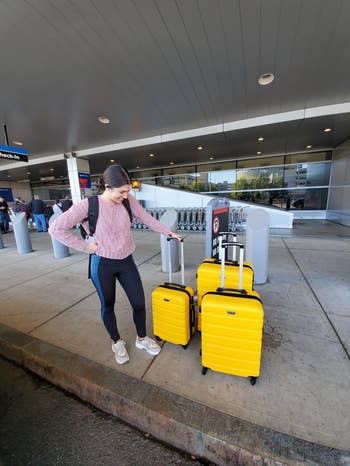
[168,231,182,241]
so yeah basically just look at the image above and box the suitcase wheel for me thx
[155,335,161,342]
[250,377,257,386]
[182,344,188,350]
[201,367,208,375]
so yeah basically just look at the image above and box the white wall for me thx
[133,184,293,228]
[327,140,350,227]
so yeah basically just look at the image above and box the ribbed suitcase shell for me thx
[197,259,254,307]
[152,284,195,346]
[201,289,263,377]
[196,259,254,331]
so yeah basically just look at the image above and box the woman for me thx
[49,165,181,365]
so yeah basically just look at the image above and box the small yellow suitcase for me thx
[201,239,264,384]
[152,238,195,348]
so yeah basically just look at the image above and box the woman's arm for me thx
[128,195,181,240]
[48,198,90,252]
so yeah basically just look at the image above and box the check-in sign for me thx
[0,145,28,162]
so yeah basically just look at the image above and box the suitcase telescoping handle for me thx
[219,232,237,260]
[218,235,245,292]
[166,237,185,287]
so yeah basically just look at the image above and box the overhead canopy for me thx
[0,0,349,180]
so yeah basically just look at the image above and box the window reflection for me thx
[129,153,332,211]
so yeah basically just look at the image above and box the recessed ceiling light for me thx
[26,171,31,175]
[149,153,154,157]
[60,176,64,178]
[258,137,264,142]
[98,116,110,124]
[257,151,262,155]
[110,159,115,162]
[170,161,174,165]
[324,128,332,132]
[136,166,140,169]
[258,73,275,85]
[197,146,203,150]
[209,157,214,160]
[7,175,11,177]
[50,168,54,171]
[12,140,23,146]
[306,145,312,149]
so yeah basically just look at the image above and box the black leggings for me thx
[90,254,146,342]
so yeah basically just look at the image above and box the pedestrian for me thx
[28,194,47,232]
[52,199,63,215]
[0,196,10,233]
[12,197,25,216]
[44,202,54,228]
[49,164,181,365]
[61,195,73,212]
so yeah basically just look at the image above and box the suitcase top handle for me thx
[219,232,237,260]
[221,241,244,249]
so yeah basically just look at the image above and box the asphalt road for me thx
[0,357,207,466]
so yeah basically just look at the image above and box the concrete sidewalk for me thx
[0,222,350,465]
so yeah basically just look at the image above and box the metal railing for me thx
[131,207,247,231]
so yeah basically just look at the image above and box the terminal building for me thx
[0,1,349,228]
[0,2,350,465]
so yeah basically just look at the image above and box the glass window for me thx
[237,156,284,169]
[285,151,331,164]
[284,162,331,188]
[236,166,284,190]
[197,161,236,172]
[134,169,162,179]
[162,165,196,175]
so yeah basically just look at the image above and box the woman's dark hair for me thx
[95,164,131,192]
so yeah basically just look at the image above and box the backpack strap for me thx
[81,195,133,239]
[88,196,99,235]
[122,197,132,222]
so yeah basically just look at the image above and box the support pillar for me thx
[66,154,92,204]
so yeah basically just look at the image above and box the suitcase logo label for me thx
[227,311,236,315]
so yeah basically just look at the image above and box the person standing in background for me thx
[61,195,73,212]
[28,194,47,232]
[0,197,10,233]
[13,197,25,216]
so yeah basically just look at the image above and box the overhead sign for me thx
[78,172,91,188]
[0,145,28,162]
[205,198,230,259]
[0,187,14,202]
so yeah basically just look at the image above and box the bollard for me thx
[11,213,33,254]
[0,231,4,249]
[49,213,70,259]
[245,208,269,284]
[160,209,179,273]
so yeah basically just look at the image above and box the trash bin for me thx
[160,209,179,273]
[245,208,269,284]
[11,213,33,254]
[49,213,70,259]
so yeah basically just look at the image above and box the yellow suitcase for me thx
[152,238,195,348]
[197,234,254,331]
[201,240,264,384]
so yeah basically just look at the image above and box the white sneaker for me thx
[135,336,161,356]
[112,339,129,364]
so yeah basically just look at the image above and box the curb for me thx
[1,323,349,466]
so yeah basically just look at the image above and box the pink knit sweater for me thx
[48,195,171,260]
